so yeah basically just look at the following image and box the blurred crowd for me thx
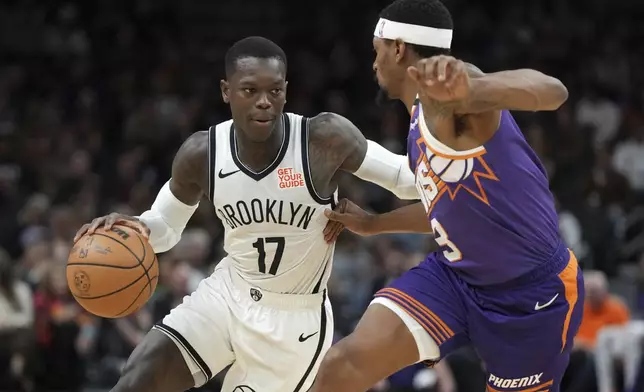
[1,0,644,391]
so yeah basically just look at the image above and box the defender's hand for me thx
[74,213,150,243]
[407,55,470,102]
[323,199,347,244]
[323,198,376,237]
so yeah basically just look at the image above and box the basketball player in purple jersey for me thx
[310,0,583,391]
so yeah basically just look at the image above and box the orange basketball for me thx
[67,225,158,318]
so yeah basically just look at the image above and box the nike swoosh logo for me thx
[535,293,559,311]
[298,331,318,342]
[218,169,240,179]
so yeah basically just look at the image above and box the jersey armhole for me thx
[300,116,336,206]
[207,126,216,202]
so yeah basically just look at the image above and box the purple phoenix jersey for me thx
[408,99,560,285]
[375,99,584,392]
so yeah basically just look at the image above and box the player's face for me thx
[373,38,404,104]
[221,57,288,142]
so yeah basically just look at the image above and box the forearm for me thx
[459,69,568,113]
[137,181,199,253]
[371,202,432,234]
[353,141,419,200]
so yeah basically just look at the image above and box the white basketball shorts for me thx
[153,258,334,392]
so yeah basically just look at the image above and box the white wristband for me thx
[354,140,419,200]
[137,181,199,253]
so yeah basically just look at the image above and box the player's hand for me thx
[407,55,470,102]
[73,213,150,243]
[323,199,348,243]
[324,198,376,237]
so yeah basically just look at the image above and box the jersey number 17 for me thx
[252,237,285,275]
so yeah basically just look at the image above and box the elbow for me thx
[543,77,568,111]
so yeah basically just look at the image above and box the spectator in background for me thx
[576,271,630,349]
[0,248,34,392]
[575,86,622,150]
[566,271,630,392]
[557,197,590,266]
[612,120,644,197]
[32,264,97,392]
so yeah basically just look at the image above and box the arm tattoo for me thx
[307,113,368,197]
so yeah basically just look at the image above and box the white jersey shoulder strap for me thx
[207,119,233,202]
[298,115,337,207]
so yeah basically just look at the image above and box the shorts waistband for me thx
[482,241,571,290]
[224,263,325,310]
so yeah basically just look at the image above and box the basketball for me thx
[67,225,158,318]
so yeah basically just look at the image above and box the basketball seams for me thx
[66,262,141,270]
[71,267,148,300]
[114,275,159,317]
[134,233,154,298]
[91,232,144,265]
[91,229,155,299]
[70,245,157,300]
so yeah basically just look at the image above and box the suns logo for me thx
[427,154,475,183]
[415,146,498,217]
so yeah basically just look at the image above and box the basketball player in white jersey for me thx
[73,36,423,392]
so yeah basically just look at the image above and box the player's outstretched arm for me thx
[309,112,419,200]
[325,199,431,236]
[409,55,568,114]
[73,131,208,253]
[463,68,569,113]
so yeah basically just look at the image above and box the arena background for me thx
[1,0,644,391]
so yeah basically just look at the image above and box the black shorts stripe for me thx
[293,290,328,392]
[154,323,213,381]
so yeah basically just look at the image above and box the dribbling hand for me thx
[323,198,376,238]
[73,213,151,243]
[407,55,470,102]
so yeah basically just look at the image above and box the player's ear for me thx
[220,79,230,104]
[283,81,288,104]
[394,39,407,64]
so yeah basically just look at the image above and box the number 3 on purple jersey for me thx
[431,218,462,262]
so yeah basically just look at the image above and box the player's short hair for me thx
[224,36,287,78]
[380,0,453,58]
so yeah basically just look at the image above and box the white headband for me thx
[373,18,452,49]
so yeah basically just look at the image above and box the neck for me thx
[235,116,284,172]
[400,70,420,114]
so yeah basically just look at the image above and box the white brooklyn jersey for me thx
[209,113,337,294]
